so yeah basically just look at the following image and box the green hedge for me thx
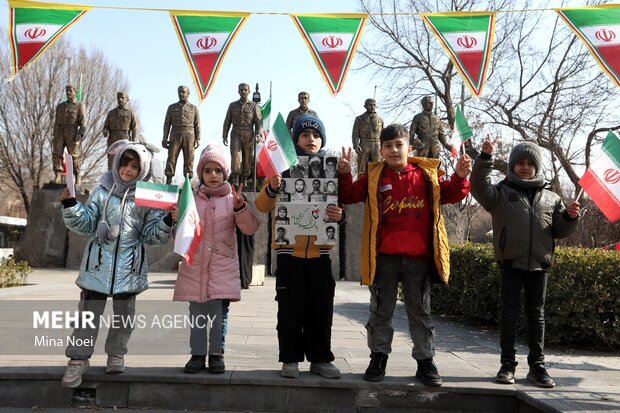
[426,243,620,350]
[0,256,31,288]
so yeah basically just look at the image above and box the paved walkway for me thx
[0,269,619,412]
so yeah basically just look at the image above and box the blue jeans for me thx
[500,265,547,366]
[366,254,435,360]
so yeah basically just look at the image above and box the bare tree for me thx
[359,0,619,201]
[0,31,130,213]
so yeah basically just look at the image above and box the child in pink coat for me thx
[172,144,259,374]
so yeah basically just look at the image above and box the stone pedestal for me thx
[14,185,69,267]
[15,185,179,272]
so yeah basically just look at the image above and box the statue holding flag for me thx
[409,95,447,159]
[52,85,86,185]
[222,83,262,186]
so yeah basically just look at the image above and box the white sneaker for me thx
[280,362,299,378]
[310,362,341,379]
[61,359,89,388]
[106,355,125,374]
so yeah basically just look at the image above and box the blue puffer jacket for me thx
[62,185,171,295]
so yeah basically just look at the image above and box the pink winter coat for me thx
[173,191,259,302]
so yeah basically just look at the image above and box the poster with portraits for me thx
[275,155,339,245]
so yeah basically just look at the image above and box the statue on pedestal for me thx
[53,85,87,185]
[103,91,139,170]
[162,85,200,184]
[222,83,262,186]
[285,91,318,136]
[352,98,384,175]
[409,95,447,159]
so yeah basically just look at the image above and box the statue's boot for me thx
[53,172,63,184]
[166,176,173,185]
[75,176,82,186]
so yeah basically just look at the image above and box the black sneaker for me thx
[208,355,225,374]
[527,364,555,388]
[416,358,443,387]
[496,361,517,384]
[364,352,388,382]
[184,355,206,374]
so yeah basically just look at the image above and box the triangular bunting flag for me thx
[556,5,620,89]
[421,12,496,97]
[451,105,473,158]
[174,176,203,265]
[257,113,298,178]
[170,11,249,100]
[8,0,90,75]
[578,131,620,223]
[291,13,367,95]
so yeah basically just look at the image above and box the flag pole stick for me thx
[576,187,584,202]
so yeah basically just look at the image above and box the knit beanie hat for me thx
[508,141,542,173]
[292,114,326,148]
[197,143,229,181]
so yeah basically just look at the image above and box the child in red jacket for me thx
[338,124,471,385]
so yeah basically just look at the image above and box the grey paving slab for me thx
[0,269,619,413]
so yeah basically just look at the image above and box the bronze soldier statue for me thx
[222,83,262,186]
[52,85,86,185]
[352,98,384,175]
[103,91,139,170]
[409,95,447,159]
[162,85,200,184]
[285,91,318,136]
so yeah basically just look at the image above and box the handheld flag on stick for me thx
[257,113,298,178]
[578,131,620,223]
[451,105,473,158]
[174,176,202,265]
[135,181,179,209]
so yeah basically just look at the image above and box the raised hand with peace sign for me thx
[338,147,353,174]
[232,184,246,209]
[481,133,500,156]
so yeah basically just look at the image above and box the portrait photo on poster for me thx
[275,156,339,244]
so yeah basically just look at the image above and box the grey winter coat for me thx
[470,155,578,271]
[62,185,171,295]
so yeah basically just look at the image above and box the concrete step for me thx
[0,367,545,413]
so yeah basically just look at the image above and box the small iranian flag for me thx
[174,176,202,266]
[260,97,272,140]
[256,98,272,177]
[451,105,473,158]
[292,14,367,95]
[578,131,620,223]
[421,12,496,97]
[170,11,249,100]
[135,181,179,209]
[8,0,90,75]
[556,5,620,88]
[257,113,298,178]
